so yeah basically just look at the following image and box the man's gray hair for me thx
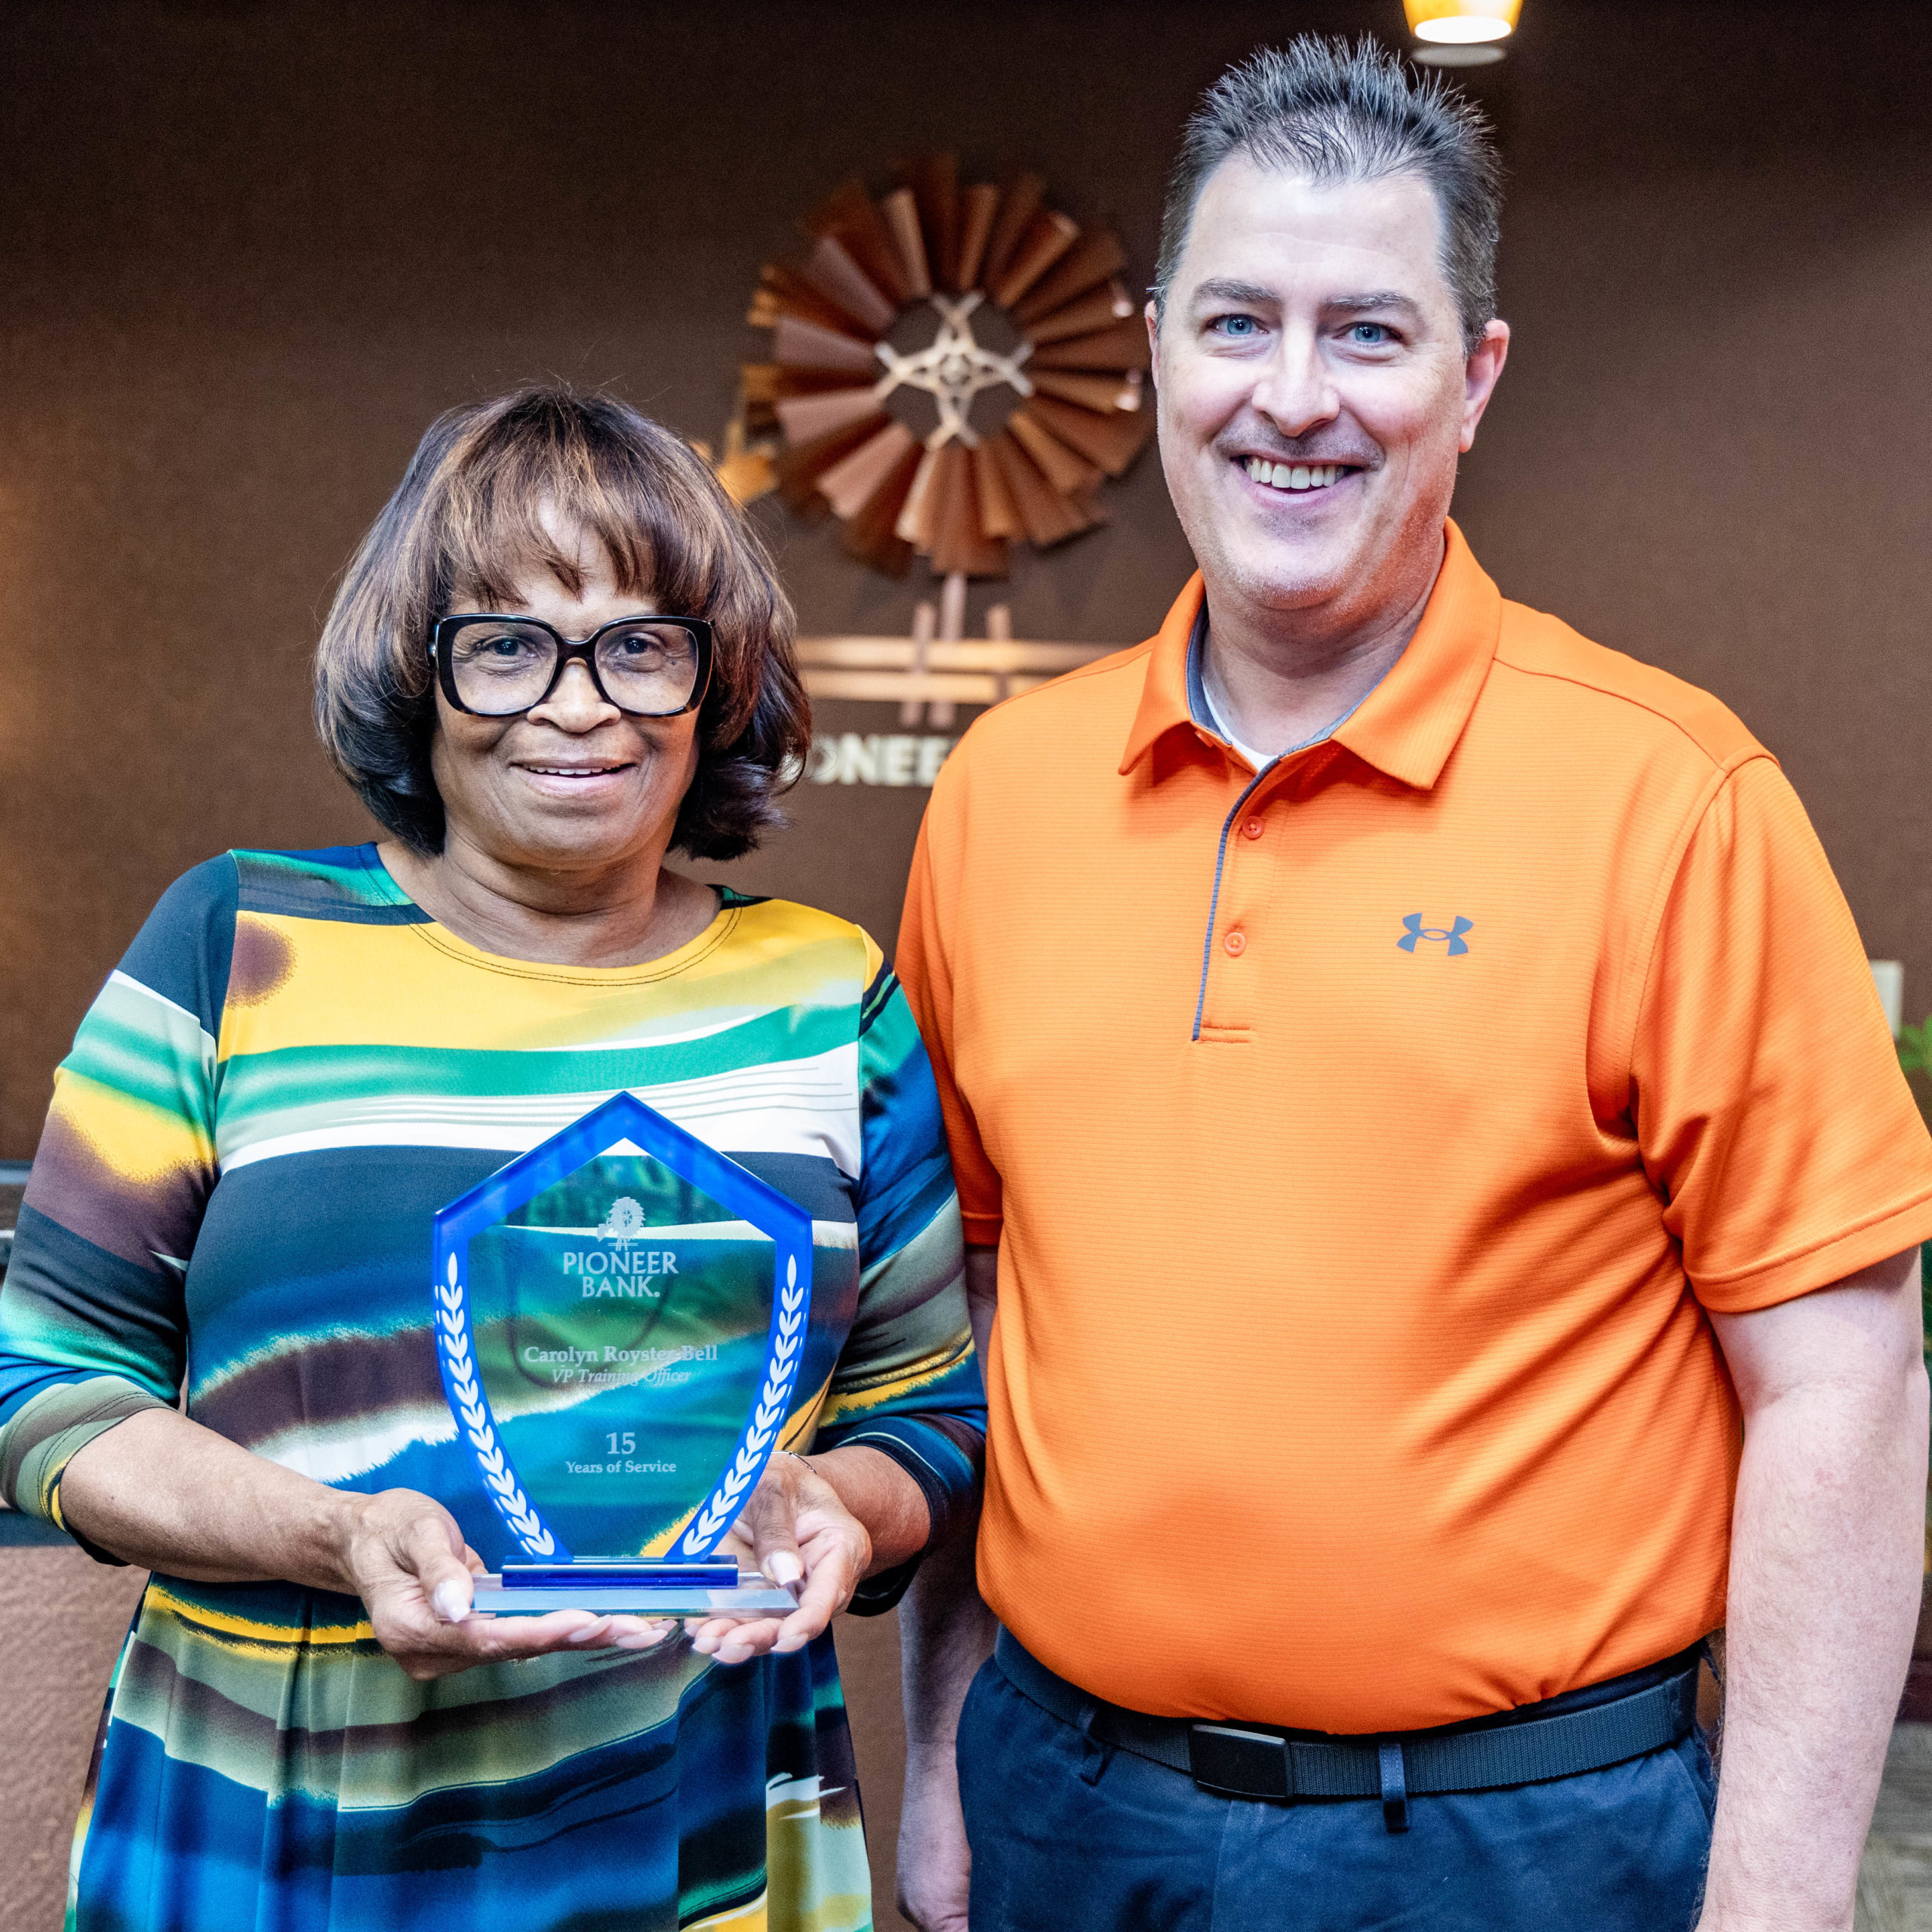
[1154,37,1503,351]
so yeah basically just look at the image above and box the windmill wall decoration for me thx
[724,156,1156,581]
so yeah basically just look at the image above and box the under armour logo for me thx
[1398,914,1472,956]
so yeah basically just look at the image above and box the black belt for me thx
[992,1628,1703,1832]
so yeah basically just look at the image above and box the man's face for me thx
[1151,158,1508,626]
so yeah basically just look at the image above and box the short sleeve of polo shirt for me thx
[1632,752,1932,1311]
[897,814,1003,1246]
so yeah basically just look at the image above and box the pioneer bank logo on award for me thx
[597,1195,647,1241]
[432,1089,812,1613]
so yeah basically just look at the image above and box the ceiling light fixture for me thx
[1402,0,1521,44]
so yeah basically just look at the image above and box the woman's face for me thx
[430,525,703,881]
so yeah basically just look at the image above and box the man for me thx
[892,36,1932,1932]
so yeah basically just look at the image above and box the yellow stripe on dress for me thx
[45,1071,214,1186]
[143,1581,373,1650]
[764,1774,875,1932]
[217,901,873,1060]
[817,1337,974,1423]
[685,1890,768,1932]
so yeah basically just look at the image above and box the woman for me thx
[0,388,983,1930]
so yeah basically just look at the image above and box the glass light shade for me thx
[1404,0,1521,42]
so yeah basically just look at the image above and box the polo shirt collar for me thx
[1118,520,1503,790]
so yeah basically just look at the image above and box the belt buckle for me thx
[1188,1723,1293,1801]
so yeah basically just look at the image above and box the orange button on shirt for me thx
[897,524,1932,1734]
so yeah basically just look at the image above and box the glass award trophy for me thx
[432,1091,811,1616]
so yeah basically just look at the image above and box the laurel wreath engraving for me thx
[674,1252,806,1558]
[434,1244,808,1563]
[435,1251,558,1557]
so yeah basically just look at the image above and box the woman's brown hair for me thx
[315,386,808,859]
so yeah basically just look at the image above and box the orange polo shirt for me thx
[897,523,1932,1734]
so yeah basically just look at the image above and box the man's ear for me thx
[1144,300,1161,388]
[1460,319,1511,452]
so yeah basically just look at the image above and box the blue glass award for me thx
[432,1091,811,1615]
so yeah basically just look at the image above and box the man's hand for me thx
[898,1742,972,1932]
[685,1452,875,1666]
[1694,1247,1928,1932]
[896,1351,996,1932]
[340,1487,673,1680]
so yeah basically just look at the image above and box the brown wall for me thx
[2,2,1930,1927]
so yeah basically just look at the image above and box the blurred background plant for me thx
[1897,1013,1932,1088]
[1899,1017,1932,1374]
[1896,1021,1932,1611]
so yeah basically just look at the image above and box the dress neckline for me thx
[357,842,741,986]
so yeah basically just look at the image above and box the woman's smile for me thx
[509,752,639,798]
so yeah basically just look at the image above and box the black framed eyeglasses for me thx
[431,613,714,718]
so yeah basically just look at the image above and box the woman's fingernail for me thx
[767,1552,804,1587]
[567,1623,609,1644]
[615,1623,672,1651]
[430,1581,470,1623]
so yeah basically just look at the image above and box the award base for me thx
[470,1559,798,1617]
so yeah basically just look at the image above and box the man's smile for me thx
[1229,450,1371,502]
[1238,454,1361,494]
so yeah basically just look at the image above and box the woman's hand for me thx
[340,1488,675,1680]
[60,1413,925,1680]
[60,1414,680,1680]
[685,1452,875,1666]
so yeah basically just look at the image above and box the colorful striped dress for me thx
[0,845,983,1932]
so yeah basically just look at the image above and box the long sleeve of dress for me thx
[811,953,986,1608]
[0,858,234,1538]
